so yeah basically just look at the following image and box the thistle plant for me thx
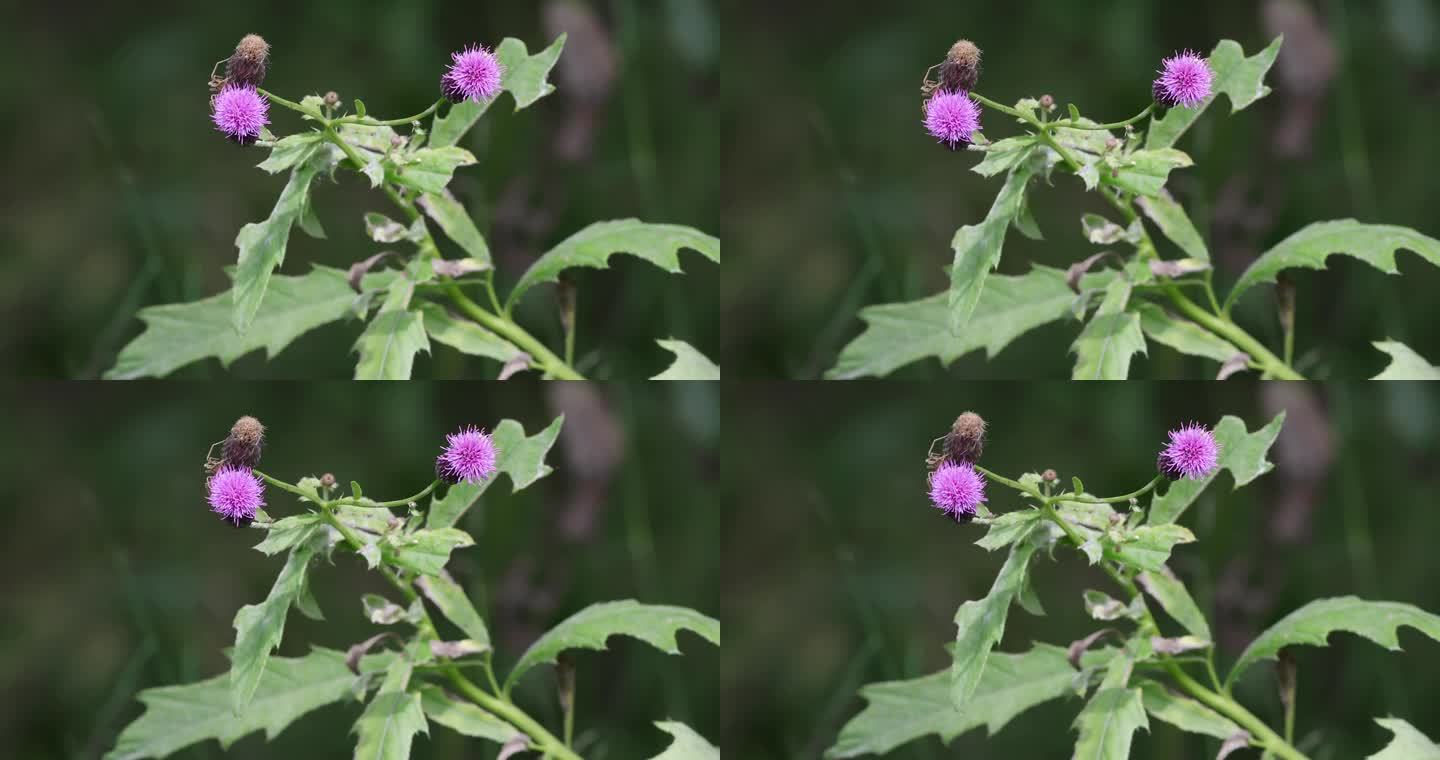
[828,411,1440,759]
[107,33,721,381]
[107,415,720,760]
[830,37,1440,380]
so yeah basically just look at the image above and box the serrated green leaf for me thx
[1139,682,1241,740]
[827,644,1088,758]
[975,510,1042,551]
[258,133,322,174]
[1109,149,1193,197]
[352,309,428,380]
[232,150,333,335]
[1135,302,1240,365]
[652,339,720,380]
[1149,413,1284,525]
[951,523,1044,709]
[1137,567,1211,640]
[505,600,719,689]
[416,571,490,647]
[1138,189,1209,262]
[828,265,1117,379]
[1369,717,1440,759]
[1229,597,1440,685]
[430,35,567,148]
[1112,525,1195,572]
[231,539,320,714]
[948,157,1039,334]
[388,146,476,195]
[1372,341,1440,380]
[254,515,322,556]
[416,303,525,364]
[1071,278,1145,380]
[418,190,492,269]
[351,656,427,760]
[338,123,398,153]
[105,648,374,760]
[507,220,719,309]
[417,685,516,744]
[1148,37,1283,150]
[389,528,474,576]
[970,138,1038,178]
[1071,688,1148,760]
[1226,221,1440,310]
[650,721,720,760]
[427,416,563,529]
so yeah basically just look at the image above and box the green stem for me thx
[1055,475,1163,505]
[258,88,324,121]
[1061,104,1155,130]
[332,98,445,127]
[1167,665,1309,760]
[1164,286,1304,379]
[445,286,585,379]
[252,470,312,500]
[331,479,439,509]
[448,670,582,760]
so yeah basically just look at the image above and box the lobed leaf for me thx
[1139,682,1241,740]
[950,524,1045,709]
[974,509,1043,552]
[1071,688,1148,760]
[504,600,719,689]
[1112,525,1195,572]
[652,339,721,380]
[427,416,564,529]
[1229,596,1440,685]
[1137,567,1211,641]
[230,538,321,714]
[1147,37,1284,150]
[418,190,492,269]
[970,137,1038,178]
[388,528,475,576]
[1070,278,1146,380]
[430,35,567,148]
[416,571,490,647]
[649,721,720,760]
[1108,149,1193,198]
[947,157,1039,334]
[257,133,323,174]
[1135,303,1241,365]
[1226,220,1440,310]
[417,303,526,365]
[417,685,516,744]
[387,146,477,195]
[1148,412,1284,525]
[253,514,322,556]
[1137,190,1209,262]
[507,220,720,309]
[232,150,332,335]
[1372,340,1440,380]
[1369,717,1440,759]
[352,273,430,380]
[351,656,427,760]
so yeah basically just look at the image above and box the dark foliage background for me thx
[0,381,719,759]
[722,0,1440,378]
[722,381,1440,758]
[2,0,718,379]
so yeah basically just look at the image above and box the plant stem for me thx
[1163,285,1304,379]
[258,88,324,120]
[332,98,445,127]
[1061,104,1155,131]
[331,479,439,509]
[1055,475,1164,505]
[1167,665,1309,760]
[447,670,582,760]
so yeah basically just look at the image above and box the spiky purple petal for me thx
[929,461,986,521]
[441,45,505,104]
[211,84,269,145]
[1153,51,1213,108]
[438,425,499,485]
[1158,423,1221,480]
[924,90,982,150]
[208,466,266,525]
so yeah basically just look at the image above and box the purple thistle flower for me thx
[441,44,505,104]
[437,425,499,485]
[208,466,266,526]
[1153,50,1213,108]
[924,90,982,151]
[929,461,986,522]
[1157,423,1221,481]
[211,84,269,145]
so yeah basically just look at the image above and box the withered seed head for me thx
[226,34,271,88]
[941,39,982,92]
[223,415,266,469]
[944,411,987,464]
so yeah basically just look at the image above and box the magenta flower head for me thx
[1152,50,1213,109]
[924,90,982,151]
[208,466,266,527]
[1157,423,1221,481]
[441,44,505,104]
[436,425,499,485]
[929,461,986,522]
[211,84,269,145]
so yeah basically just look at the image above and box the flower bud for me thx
[226,34,271,88]
[324,91,340,107]
[1039,94,1055,110]
[944,412,987,464]
[320,473,336,488]
[941,39,982,92]
[223,416,265,469]
[1042,469,1058,482]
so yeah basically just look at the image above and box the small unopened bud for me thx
[226,34,271,88]
[1042,469,1058,482]
[324,91,340,107]
[1105,137,1120,150]
[320,473,336,488]
[944,412,987,464]
[223,416,265,469]
[941,39,982,92]
[1039,94,1055,110]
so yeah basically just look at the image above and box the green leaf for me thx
[505,600,719,689]
[389,528,475,576]
[826,644,1084,758]
[1071,688,1148,760]
[1070,278,1145,380]
[1112,525,1195,573]
[970,137,1038,178]
[1137,567,1212,641]
[974,509,1042,551]
[254,515,322,556]
[1148,37,1283,150]
[417,685,516,744]
[258,133,323,174]
[430,35,567,148]
[828,265,1116,379]
[231,539,321,714]
[107,266,368,378]
[351,656,427,760]
[652,339,720,380]
[427,416,563,529]
[1229,597,1440,685]
[1227,221,1440,309]
[1372,341,1440,380]
[105,647,376,760]
[1139,682,1241,740]
[951,524,1044,709]
[649,721,720,760]
[1148,412,1285,525]
[1135,303,1241,365]
[388,146,476,195]
[1109,149,1193,198]
[416,303,525,365]
[352,274,429,380]
[947,157,1039,334]
[507,220,720,309]
[353,99,367,118]
[418,190,492,269]
[416,571,490,647]
[338,123,399,153]
[1137,190,1209,262]
[232,150,331,335]
[1369,717,1440,759]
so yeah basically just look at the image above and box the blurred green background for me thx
[0,381,719,758]
[3,0,718,379]
[722,0,1440,378]
[723,381,1440,757]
